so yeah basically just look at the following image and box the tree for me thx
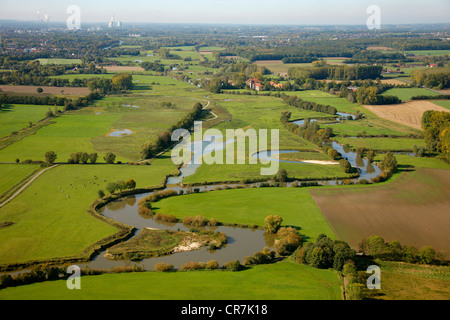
[418,246,436,264]
[264,215,283,234]
[126,179,136,190]
[89,153,98,164]
[116,180,127,192]
[36,87,43,94]
[339,159,352,173]
[106,182,118,194]
[45,151,57,164]
[274,168,288,182]
[380,152,397,173]
[104,152,116,164]
[80,152,89,164]
[98,190,105,198]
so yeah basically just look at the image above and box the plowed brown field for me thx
[310,168,450,256]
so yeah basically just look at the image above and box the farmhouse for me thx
[247,78,264,91]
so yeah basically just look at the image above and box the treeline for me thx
[280,93,337,115]
[140,102,204,159]
[346,50,410,64]
[422,110,450,162]
[359,235,447,265]
[87,73,133,94]
[410,68,450,89]
[0,90,102,110]
[341,86,401,105]
[141,61,165,73]
[288,65,383,81]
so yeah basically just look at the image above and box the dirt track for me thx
[363,100,449,130]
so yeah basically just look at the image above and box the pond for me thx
[109,129,133,137]
[83,192,276,270]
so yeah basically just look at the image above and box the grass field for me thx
[374,260,450,300]
[153,187,336,242]
[0,259,342,300]
[431,100,450,110]
[0,164,39,199]
[0,104,64,139]
[35,58,82,65]
[335,137,426,151]
[381,88,440,101]
[0,159,177,265]
[310,168,450,256]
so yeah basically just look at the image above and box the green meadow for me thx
[0,164,39,198]
[0,259,342,300]
[381,87,440,101]
[153,187,336,242]
[0,158,177,265]
[0,104,64,139]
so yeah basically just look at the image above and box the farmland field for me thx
[363,100,450,130]
[0,85,90,96]
[310,168,450,256]
[381,88,440,101]
[35,58,82,65]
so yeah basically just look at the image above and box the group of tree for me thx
[410,68,450,89]
[359,235,447,265]
[288,65,383,81]
[294,233,356,271]
[0,91,102,110]
[280,111,334,148]
[87,73,133,94]
[67,152,99,164]
[105,179,137,194]
[281,93,337,115]
[421,110,450,162]
[141,102,204,159]
[141,61,165,73]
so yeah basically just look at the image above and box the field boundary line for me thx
[0,164,59,208]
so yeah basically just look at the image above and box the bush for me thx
[275,227,302,255]
[264,215,283,233]
[138,205,153,217]
[243,247,276,266]
[180,261,205,270]
[206,260,219,270]
[191,215,208,227]
[154,213,177,223]
[154,262,174,272]
[224,260,243,271]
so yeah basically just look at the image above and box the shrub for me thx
[207,218,219,226]
[183,216,195,225]
[180,261,205,270]
[98,190,105,198]
[138,206,153,217]
[191,215,208,227]
[224,260,243,271]
[264,215,283,233]
[275,227,302,255]
[154,262,174,272]
[154,213,177,223]
[206,260,219,270]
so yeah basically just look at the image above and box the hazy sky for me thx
[0,0,449,25]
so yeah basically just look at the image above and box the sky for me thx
[0,0,449,25]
